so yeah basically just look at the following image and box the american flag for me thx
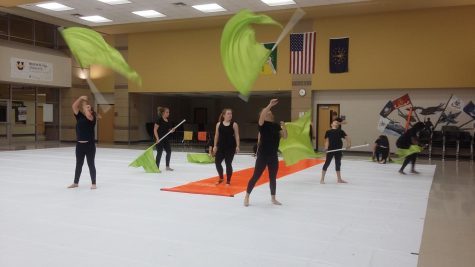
[290,32,316,74]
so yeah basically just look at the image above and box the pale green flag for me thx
[187,153,215,164]
[279,111,323,166]
[395,145,423,164]
[129,144,160,173]
[60,27,142,85]
[221,10,281,98]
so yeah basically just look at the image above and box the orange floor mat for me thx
[161,158,324,197]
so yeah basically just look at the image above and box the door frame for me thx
[316,104,340,150]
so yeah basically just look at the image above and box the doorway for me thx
[98,104,114,143]
[317,104,340,150]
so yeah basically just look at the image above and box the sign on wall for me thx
[10,57,53,82]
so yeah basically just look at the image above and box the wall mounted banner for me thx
[261,43,277,75]
[11,57,53,82]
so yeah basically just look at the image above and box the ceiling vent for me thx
[172,2,187,6]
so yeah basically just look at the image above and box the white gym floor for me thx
[0,147,435,267]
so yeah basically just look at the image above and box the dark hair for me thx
[379,135,389,143]
[412,122,426,132]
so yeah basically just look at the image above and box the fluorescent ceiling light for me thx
[132,10,166,18]
[97,0,131,5]
[36,2,74,11]
[80,15,112,23]
[192,3,226,13]
[260,0,296,6]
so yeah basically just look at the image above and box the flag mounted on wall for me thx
[290,32,316,74]
[329,37,349,73]
[261,43,277,75]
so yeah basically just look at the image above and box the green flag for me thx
[221,10,281,98]
[60,27,142,85]
[129,144,160,173]
[395,145,423,164]
[279,111,323,166]
[187,153,215,164]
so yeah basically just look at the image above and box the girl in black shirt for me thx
[396,122,425,174]
[320,120,351,184]
[68,96,97,190]
[213,109,240,185]
[154,107,175,171]
[244,99,287,207]
[373,135,390,164]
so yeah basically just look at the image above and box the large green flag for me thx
[129,144,160,173]
[221,10,281,98]
[395,145,423,164]
[279,111,323,166]
[60,27,142,85]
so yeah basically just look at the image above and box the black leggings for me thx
[156,141,171,168]
[74,142,96,184]
[400,153,418,171]
[215,148,235,183]
[322,152,342,171]
[246,154,279,195]
[375,148,389,162]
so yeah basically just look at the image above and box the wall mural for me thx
[378,94,475,136]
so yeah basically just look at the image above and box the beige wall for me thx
[312,88,475,152]
[127,6,475,94]
[128,25,291,93]
[312,7,475,90]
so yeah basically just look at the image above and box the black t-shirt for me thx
[75,112,96,142]
[324,129,347,150]
[375,138,389,149]
[217,121,236,150]
[396,129,418,149]
[155,118,172,139]
[258,121,281,156]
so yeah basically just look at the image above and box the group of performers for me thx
[68,96,424,206]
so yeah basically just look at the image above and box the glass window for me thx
[0,12,8,39]
[35,21,55,48]
[9,15,33,45]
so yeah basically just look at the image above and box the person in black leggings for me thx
[244,99,287,207]
[320,119,351,184]
[213,109,240,185]
[373,135,390,163]
[68,96,97,190]
[396,122,425,174]
[154,107,175,171]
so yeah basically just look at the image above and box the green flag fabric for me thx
[395,145,423,164]
[129,144,160,173]
[279,111,323,166]
[187,153,215,164]
[60,27,142,85]
[221,10,281,98]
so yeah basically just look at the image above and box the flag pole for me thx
[271,8,305,52]
[326,144,369,153]
[405,107,413,130]
[458,118,475,129]
[433,94,453,130]
[156,119,186,144]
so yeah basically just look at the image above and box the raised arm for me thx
[233,122,240,153]
[258,99,278,126]
[72,96,87,115]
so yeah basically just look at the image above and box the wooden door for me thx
[317,104,340,150]
[98,104,114,143]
